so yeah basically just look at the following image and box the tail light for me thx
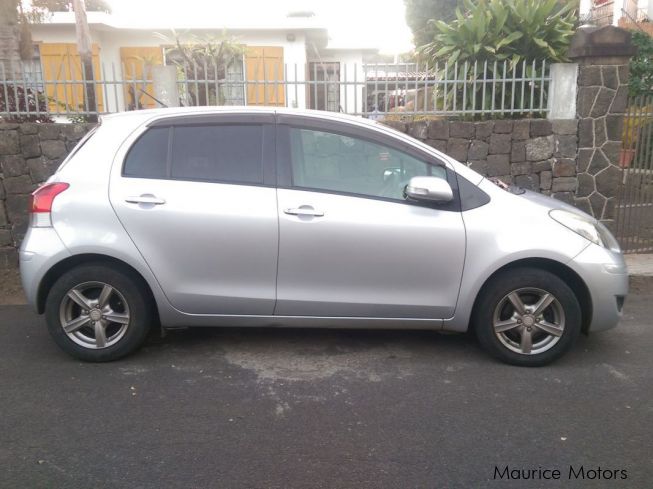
[29,182,69,227]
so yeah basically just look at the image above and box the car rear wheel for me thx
[473,268,582,366]
[45,264,153,362]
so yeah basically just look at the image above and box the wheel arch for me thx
[469,257,593,334]
[37,253,158,321]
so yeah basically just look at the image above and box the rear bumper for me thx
[569,244,629,332]
[19,226,71,311]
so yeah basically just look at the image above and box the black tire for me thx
[473,267,582,367]
[44,263,153,362]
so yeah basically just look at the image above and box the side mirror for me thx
[405,176,453,203]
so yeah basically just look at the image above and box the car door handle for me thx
[283,206,324,217]
[125,195,166,205]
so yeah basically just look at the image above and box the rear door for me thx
[109,114,278,315]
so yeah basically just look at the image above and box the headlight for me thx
[549,209,621,252]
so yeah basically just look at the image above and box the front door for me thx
[110,116,278,315]
[275,123,466,318]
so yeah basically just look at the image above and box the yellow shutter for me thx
[245,46,285,106]
[40,43,103,113]
[120,47,164,109]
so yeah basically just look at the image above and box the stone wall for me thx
[383,118,579,202]
[0,123,95,267]
[568,26,634,229]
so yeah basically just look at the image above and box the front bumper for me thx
[569,244,629,332]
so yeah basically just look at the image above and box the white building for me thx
[23,11,377,114]
[580,0,653,26]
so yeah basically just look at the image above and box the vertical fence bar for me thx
[284,63,289,108]
[481,60,487,115]
[19,62,29,117]
[294,63,299,109]
[501,60,507,116]
[452,61,458,113]
[472,60,477,115]
[343,63,348,113]
[519,59,526,113]
[213,61,219,106]
[529,60,536,111]
[81,59,89,115]
[413,62,419,115]
[264,58,269,105]
[384,63,389,115]
[130,62,138,110]
[423,63,429,113]
[100,61,107,113]
[443,61,449,113]
[354,63,358,115]
[0,64,9,119]
[374,62,379,114]
[461,61,468,115]
[203,60,209,105]
[491,61,497,113]
[275,61,280,106]
[312,63,317,110]
[52,61,62,116]
[539,60,546,112]
[111,62,119,111]
[9,63,19,116]
[434,61,439,112]
[510,60,516,114]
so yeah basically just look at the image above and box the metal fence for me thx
[0,59,552,120]
[615,95,653,253]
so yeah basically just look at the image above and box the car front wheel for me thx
[45,264,153,362]
[473,268,582,366]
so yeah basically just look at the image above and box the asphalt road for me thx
[1,293,652,489]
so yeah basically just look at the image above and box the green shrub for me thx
[420,0,576,65]
[417,0,576,117]
[629,31,653,98]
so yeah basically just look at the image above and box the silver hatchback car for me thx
[20,108,628,366]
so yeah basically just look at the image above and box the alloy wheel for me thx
[492,287,565,355]
[59,281,130,349]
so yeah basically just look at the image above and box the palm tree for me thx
[0,0,22,79]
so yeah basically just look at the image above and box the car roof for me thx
[101,106,381,129]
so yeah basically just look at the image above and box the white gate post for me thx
[547,63,579,120]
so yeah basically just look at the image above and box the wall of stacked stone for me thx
[567,25,635,230]
[383,118,579,202]
[0,123,95,268]
[574,63,629,225]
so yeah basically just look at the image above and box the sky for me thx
[104,0,415,54]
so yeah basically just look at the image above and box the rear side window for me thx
[123,127,169,178]
[171,125,263,184]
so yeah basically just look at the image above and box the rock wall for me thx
[383,118,579,204]
[0,123,95,267]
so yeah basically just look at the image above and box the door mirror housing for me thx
[405,176,454,203]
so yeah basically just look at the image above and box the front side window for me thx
[171,125,263,184]
[288,128,446,200]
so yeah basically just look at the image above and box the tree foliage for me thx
[629,31,653,97]
[157,30,245,106]
[419,0,577,66]
[22,0,111,23]
[404,0,460,48]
